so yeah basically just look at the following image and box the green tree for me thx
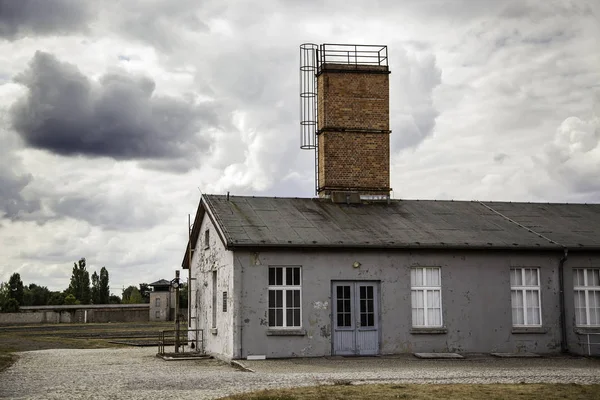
[138,283,150,303]
[23,284,51,306]
[67,258,90,304]
[179,282,188,308]
[123,287,143,304]
[99,267,110,304]
[0,282,11,311]
[8,273,24,306]
[3,298,19,312]
[91,271,100,304]
[122,285,135,303]
[63,294,77,305]
[108,294,121,304]
[48,292,65,305]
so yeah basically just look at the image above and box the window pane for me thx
[268,309,276,326]
[426,268,440,286]
[286,290,292,307]
[293,290,300,307]
[344,313,351,326]
[276,290,283,307]
[276,268,283,285]
[344,286,350,298]
[411,269,422,286]
[276,309,283,326]
[286,309,293,326]
[337,314,344,327]
[525,269,537,286]
[293,309,301,326]
[269,268,276,286]
[590,291,600,325]
[574,269,584,286]
[590,270,600,286]
[512,290,524,325]
[293,267,300,285]
[361,314,367,327]
[268,290,275,307]
[286,268,292,285]
[574,291,586,325]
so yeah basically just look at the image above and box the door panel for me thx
[332,281,379,356]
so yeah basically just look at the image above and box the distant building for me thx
[183,44,600,360]
[148,279,173,322]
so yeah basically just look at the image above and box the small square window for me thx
[155,297,160,307]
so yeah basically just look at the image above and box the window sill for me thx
[266,329,306,336]
[210,328,218,335]
[410,327,447,335]
[512,327,547,334]
[575,327,600,335]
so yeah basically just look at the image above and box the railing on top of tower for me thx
[317,44,388,71]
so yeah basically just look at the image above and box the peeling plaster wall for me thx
[235,249,574,358]
[189,213,235,358]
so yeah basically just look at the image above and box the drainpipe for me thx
[558,248,569,353]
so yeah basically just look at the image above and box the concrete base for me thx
[156,353,211,361]
[491,352,541,358]
[414,352,464,359]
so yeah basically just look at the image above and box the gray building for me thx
[183,44,600,360]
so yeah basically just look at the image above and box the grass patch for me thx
[220,383,600,400]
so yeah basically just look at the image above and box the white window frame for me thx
[510,268,542,327]
[268,266,302,328]
[410,267,443,328]
[574,268,600,327]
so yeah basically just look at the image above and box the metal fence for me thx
[158,328,204,355]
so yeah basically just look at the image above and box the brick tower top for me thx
[300,44,391,202]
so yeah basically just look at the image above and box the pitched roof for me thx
[182,194,600,267]
[148,279,171,287]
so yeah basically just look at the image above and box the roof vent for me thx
[331,191,361,204]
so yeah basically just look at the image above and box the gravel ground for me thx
[1,348,599,399]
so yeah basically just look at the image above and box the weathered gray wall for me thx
[0,311,72,325]
[564,252,600,356]
[234,249,575,358]
[1,306,149,325]
[190,212,235,359]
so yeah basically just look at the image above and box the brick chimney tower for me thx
[311,44,390,202]
[300,44,391,201]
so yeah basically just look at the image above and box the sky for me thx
[0,0,599,294]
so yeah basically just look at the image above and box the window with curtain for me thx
[411,267,443,327]
[574,268,600,326]
[510,268,542,326]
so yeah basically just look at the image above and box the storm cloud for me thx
[10,51,218,168]
[0,0,90,40]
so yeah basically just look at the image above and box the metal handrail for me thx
[318,43,388,68]
[158,328,204,355]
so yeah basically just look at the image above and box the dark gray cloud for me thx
[0,166,40,220]
[0,0,90,40]
[10,51,218,168]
